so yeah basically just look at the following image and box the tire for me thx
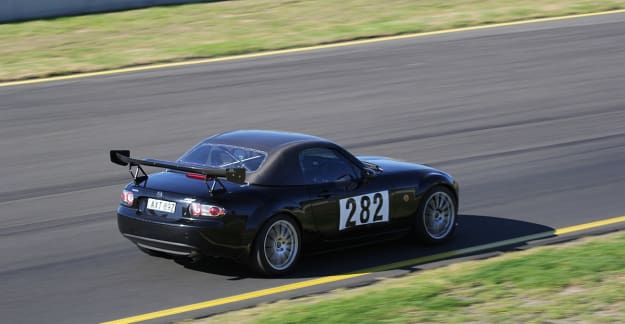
[414,186,458,244]
[251,215,301,276]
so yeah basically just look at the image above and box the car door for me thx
[300,147,392,242]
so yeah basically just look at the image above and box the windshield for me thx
[178,143,267,172]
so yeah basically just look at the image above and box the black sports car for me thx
[111,130,458,275]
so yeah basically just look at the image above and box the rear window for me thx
[178,143,267,172]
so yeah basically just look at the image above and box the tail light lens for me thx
[189,202,226,217]
[121,190,134,206]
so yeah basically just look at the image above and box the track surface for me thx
[2,13,625,324]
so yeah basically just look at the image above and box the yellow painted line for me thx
[4,9,625,88]
[102,273,363,324]
[103,214,625,324]
[555,215,625,235]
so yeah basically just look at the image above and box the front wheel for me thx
[251,215,301,276]
[414,186,457,244]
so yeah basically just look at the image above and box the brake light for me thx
[186,173,207,180]
[189,202,226,217]
[121,190,134,206]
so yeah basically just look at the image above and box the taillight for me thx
[121,190,134,206]
[189,202,226,217]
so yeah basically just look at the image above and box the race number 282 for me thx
[339,191,389,230]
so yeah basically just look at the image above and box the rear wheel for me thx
[414,186,457,244]
[251,215,301,276]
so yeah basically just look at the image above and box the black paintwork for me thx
[115,130,458,263]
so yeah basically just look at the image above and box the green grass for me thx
[2,0,625,81]
[187,232,625,323]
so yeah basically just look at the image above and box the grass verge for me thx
[2,0,625,81]
[185,232,625,323]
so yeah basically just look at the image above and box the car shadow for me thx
[177,215,555,279]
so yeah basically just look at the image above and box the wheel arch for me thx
[249,211,303,275]
[419,173,459,209]
[412,174,459,244]
[247,208,303,256]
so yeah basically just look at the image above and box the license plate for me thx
[146,198,176,213]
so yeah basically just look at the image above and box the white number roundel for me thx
[339,191,389,230]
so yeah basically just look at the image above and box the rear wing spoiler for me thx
[110,150,246,184]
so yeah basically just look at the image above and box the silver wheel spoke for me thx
[440,199,449,211]
[269,228,278,241]
[281,225,289,237]
[271,253,280,265]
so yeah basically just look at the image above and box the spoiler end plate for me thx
[110,150,130,166]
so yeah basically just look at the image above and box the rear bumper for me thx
[117,210,250,261]
[122,233,197,256]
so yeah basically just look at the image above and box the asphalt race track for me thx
[2,13,625,324]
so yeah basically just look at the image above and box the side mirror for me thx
[362,168,376,179]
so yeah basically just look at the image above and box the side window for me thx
[299,148,360,184]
